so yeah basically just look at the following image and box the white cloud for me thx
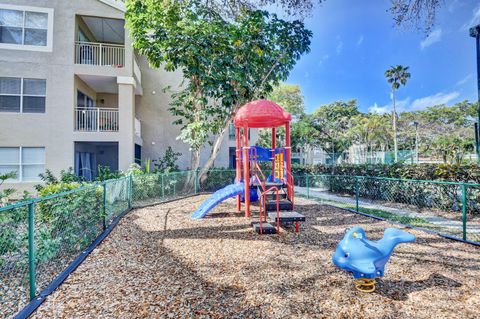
[369,98,411,114]
[336,36,343,55]
[318,54,330,67]
[370,92,460,114]
[410,91,460,110]
[368,103,389,114]
[420,29,442,50]
[357,35,364,46]
[462,4,480,30]
[456,74,473,86]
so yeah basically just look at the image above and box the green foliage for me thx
[385,65,411,91]
[0,171,17,206]
[293,162,480,183]
[36,182,103,263]
[96,166,124,182]
[126,0,311,171]
[126,163,145,176]
[36,168,81,191]
[268,83,305,117]
[154,147,182,173]
[200,169,236,192]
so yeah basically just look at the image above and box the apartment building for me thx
[0,0,257,193]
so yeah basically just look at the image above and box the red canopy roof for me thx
[234,99,292,128]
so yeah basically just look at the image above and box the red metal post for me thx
[285,123,292,199]
[243,126,251,217]
[295,221,299,233]
[235,126,241,212]
[271,127,276,180]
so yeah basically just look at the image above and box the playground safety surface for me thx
[32,196,480,319]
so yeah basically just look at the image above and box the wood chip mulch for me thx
[31,196,480,319]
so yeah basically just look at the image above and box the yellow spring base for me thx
[354,278,376,293]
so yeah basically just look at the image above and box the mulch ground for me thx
[32,196,480,319]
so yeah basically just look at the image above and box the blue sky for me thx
[284,0,480,113]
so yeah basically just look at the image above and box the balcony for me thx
[75,107,119,132]
[75,41,125,67]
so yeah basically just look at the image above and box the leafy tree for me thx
[126,0,311,184]
[389,0,442,33]
[267,83,306,118]
[349,113,393,152]
[385,65,411,162]
[258,83,308,147]
[310,100,360,155]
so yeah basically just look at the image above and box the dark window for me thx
[0,77,46,113]
[0,9,48,46]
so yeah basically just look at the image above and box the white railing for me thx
[135,118,141,137]
[75,41,125,67]
[75,107,119,132]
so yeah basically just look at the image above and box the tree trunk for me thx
[392,89,398,162]
[184,149,201,192]
[198,118,231,183]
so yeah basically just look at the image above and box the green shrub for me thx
[36,182,104,262]
[292,163,480,183]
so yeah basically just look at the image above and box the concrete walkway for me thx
[296,187,480,234]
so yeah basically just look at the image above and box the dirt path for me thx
[32,196,480,319]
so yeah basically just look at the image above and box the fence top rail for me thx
[0,176,131,213]
[300,173,480,187]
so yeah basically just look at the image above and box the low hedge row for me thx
[292,163,480,183]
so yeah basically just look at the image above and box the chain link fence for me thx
[2,169,480,318]
[295,174,480,244]
[0,177,130,318]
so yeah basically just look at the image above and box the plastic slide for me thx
[191,183,245,219]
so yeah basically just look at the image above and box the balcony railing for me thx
[75,41,125,67]
[75,107,119,132]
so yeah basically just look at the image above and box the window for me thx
[0,77,46,113]
[0,5,53,51]
[0,147,45,182]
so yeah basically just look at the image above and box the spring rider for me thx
[332,226,416,292]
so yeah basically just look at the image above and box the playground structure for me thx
[192,99,305,234]
[332,227,416,292]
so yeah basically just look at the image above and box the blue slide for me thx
[191,183,245,219]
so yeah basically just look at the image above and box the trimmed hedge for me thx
[292,163,480,183]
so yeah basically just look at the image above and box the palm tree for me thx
[385,65,411,162]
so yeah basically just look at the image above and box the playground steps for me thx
[265,193,288,200]
[251,222,277,234]
[264,181,285,188]
[267,211,306,224]
[266,199,293,212]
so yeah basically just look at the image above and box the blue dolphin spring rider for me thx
[332,227,416,292]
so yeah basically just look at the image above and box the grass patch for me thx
[298,193,434,229]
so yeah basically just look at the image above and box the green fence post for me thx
[128,175,133,209]
[462,183,467,241]
[102,182,107,230]
[194,169,199,194]
[173,174,177,197]
[28,202,36,300]
[355,176,359,212]
[306,174,310,199]
[161,174,165,198]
